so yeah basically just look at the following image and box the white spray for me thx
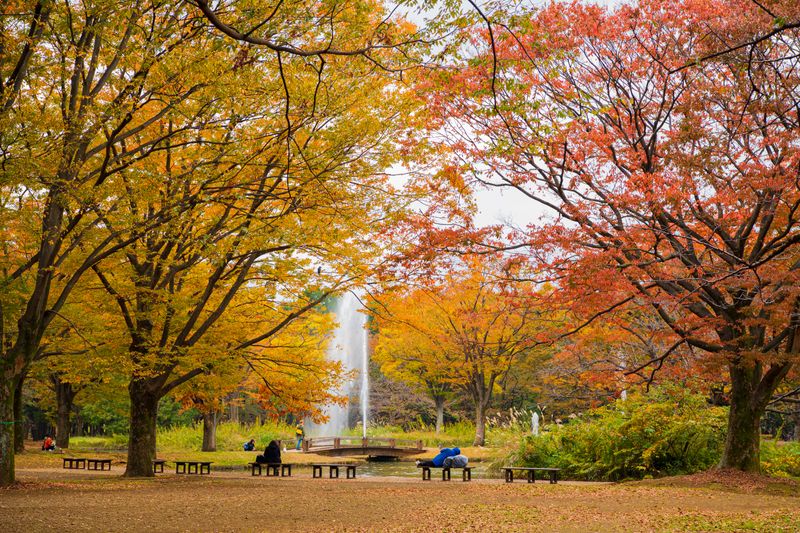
[310,292,369,437]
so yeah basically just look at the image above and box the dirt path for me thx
[2,468,798,532]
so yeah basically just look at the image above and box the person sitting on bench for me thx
[416,447,460,467]
[42,435,55,451]
[256,440,281,464]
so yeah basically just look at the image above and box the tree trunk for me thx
[54,380,76,449]
[0,379,15,485]
[473,402,487,446]
[434,395,445,435]
[13,374,26,453]
[202,411,218,452]
[719,366,763,472]
[125,379,160,477]
[792,410,800,442]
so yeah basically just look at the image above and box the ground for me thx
[2,462,799,532]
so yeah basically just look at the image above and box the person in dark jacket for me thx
[416,447,460,467]
[256,440,282,464]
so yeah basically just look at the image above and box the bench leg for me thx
[442,468,450,481]
[463,469,471,482]
[550,471,557,484]
[422,467,430,481]
[347,467,356,479]
[251,464,259,476]
[528,470,535,483]
[313,466,321,478]
[282,464,291,477]
[505,470,513,483]
[330,466,339,478]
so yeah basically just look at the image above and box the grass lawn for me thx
[14,437,502,471]
[3,457,799,532]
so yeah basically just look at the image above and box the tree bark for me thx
[434,395,445,435]
[0,379,15,485]
[13,374,26,453]
[719,365,764,472]
[791,410,800,442]
[473,402,487,447]
[54,379,76,449]
[125,379,160,477]
[202,410,218,452]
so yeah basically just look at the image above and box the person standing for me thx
[295,421,305,450]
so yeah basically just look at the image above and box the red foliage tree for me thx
[428,0,800,471]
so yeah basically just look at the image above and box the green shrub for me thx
[155,421,294,451]
[498,388,728,481]
[761,440,800,478]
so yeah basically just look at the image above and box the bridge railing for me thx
[302,436,424,452]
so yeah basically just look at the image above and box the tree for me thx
[428,0,800,471]
[84,10,415,475]
[0,0,239,484]
[25,291,125,449]
[374,258,545,445]
[0,0,419,483]
[373,296,456,434]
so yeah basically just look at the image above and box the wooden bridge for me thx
[301,436,425,459]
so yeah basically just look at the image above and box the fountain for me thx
[309,292,369,437]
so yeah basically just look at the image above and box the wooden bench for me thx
[175,461,212,475]
[502,466,560,484]
[153,459,166,473]
[248,462,292,477]
[419,465,472,481]
[86,458,112,471]
[311,463,356,479]
[63,457,86,469]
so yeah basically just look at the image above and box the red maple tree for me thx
[426,0,800,471]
